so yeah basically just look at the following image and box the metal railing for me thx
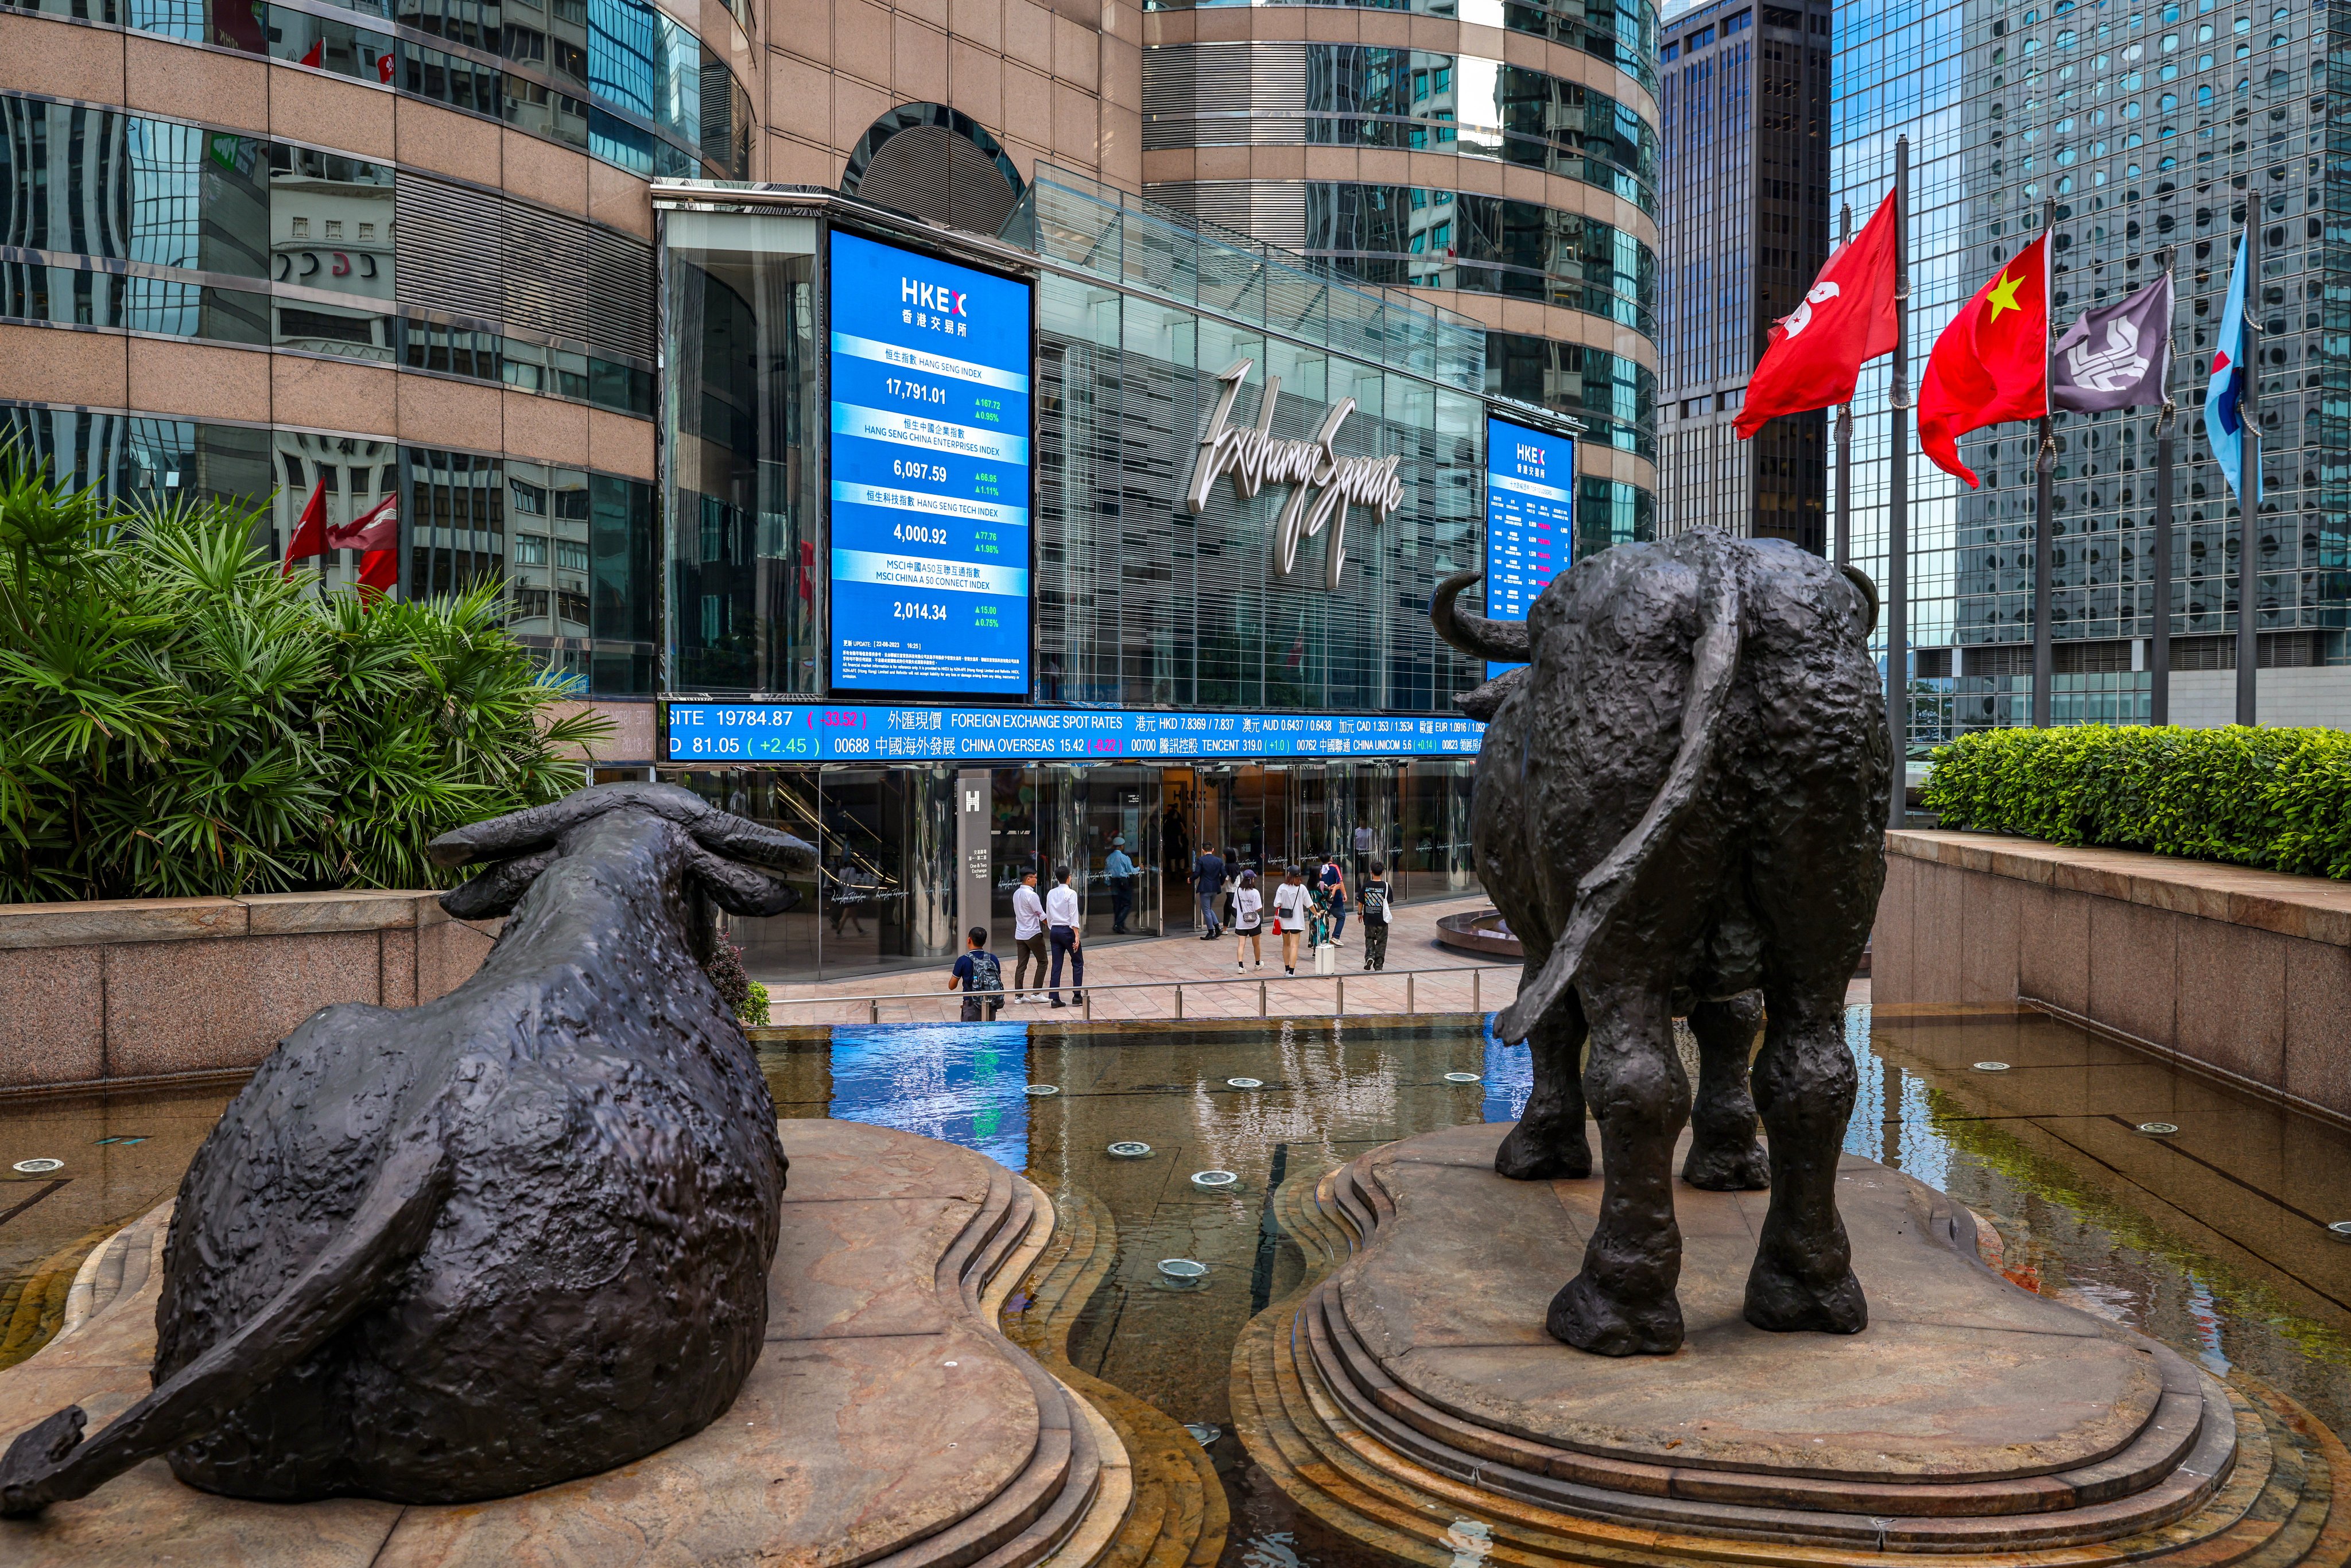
[762,962,1515,1026]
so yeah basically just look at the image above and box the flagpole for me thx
[1888,134,1910,804]
[2032,196,2055,729]
[2152,247,2176,727]
[1834,202,1853,569]
[2236,214,2260,725]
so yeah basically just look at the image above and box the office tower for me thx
[1833,0,2349,735]
[1655,0,1834,548]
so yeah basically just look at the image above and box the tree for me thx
[0,447,612,902]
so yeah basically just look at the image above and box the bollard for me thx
[1084,988,1093,1020]
[1175,985,1184,1020]
[870,997,880,1024]
[1472,968,1480,1013]
[1406,972,1415,1014]
[1259,980,1267,1017]
[1336,976,1345,1016]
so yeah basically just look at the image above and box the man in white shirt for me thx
[1010,868,1049,1001]
[1045,865,1085,1007]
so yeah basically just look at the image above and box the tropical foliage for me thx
[1922,724,2351,880]
[0,448,611,903]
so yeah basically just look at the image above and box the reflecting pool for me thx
[2,1003,2348,1566]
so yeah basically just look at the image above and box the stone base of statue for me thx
[1233,1121,2351,1566]
[0,1120,1177,1568]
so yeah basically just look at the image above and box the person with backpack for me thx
[1356,860,1394,971]
[1318,855,1348,945]
[1232,870,1264,971]
[947,926,1004,1021]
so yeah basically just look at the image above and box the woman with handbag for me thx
[1232,870,1264,970]
[1271,866,1312,975]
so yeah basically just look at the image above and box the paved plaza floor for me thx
[757,892,1521,1026]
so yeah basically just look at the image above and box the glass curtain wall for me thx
[664,211,825,695]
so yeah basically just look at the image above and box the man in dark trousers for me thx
[946,926,1004,1020]
[1356,860,1395,971]
[1190,845,1226,940]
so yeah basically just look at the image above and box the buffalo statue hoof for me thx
[1546,1273,1683,1356]
[1679,1139,1770,1192]
[1494,1121,1592,1182]
[0,1404,86,1517]
[1743,1259,1868,1335]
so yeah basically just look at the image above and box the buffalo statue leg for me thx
[1679,991,1770,1191]
[1744,970,1865,1334]
[1494,988,1590,1181]
[1546,979,1689,1356]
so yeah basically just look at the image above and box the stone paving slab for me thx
[0,1119,1089,1568]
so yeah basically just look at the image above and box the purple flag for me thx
[2050,274,2174,412]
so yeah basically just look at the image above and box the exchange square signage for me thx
[1183,358,1406,591]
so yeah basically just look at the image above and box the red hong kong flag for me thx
[1918,234,2051,487]
[281,479,328,576]
[329,492,401,599]
[299,36,324,66]
[1733,189,1900,438]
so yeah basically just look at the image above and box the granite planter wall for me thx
[0,891,497,1092]
[1874,830,2351,1127]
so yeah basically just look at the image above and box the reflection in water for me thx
[3,1005,2351,1562]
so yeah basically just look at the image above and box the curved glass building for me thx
[1139,0,1663,545]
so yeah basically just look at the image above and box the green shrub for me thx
[1922,725,2351,879]
[0,449,612,902]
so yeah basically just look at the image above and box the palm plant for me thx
[0,447,612,903]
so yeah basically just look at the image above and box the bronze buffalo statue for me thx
[1,782,812,1515]
[1433,528,1887,1356]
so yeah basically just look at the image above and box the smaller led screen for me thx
[1483,414,1574,677]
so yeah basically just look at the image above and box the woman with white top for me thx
[1232,871,1264,971]
[1271,865,1313,975]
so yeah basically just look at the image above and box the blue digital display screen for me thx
[1483,414,1574,677]
[828,230,1032,694]
[666,704,1485,763]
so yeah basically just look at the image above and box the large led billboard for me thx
[827,230,1032,694]
[1482,414,1574,677]
[667,703,1485,762]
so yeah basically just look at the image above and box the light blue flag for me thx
[2205,228,2256,504]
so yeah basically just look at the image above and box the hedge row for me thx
[1920,725,2351,881]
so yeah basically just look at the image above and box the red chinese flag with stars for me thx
[1733,189,1900,438]
[1918,234,2051,487]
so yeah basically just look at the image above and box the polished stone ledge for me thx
[1876,830,2351,1128]
[0,892,498,1092]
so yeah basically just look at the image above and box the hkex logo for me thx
[901,278,968,316]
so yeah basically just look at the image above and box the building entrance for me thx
[1162,760,1473,930]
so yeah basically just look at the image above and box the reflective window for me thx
[2,96,654,414]
[1140,0,1659,94]
[0,0,752,178]
[1145,45,1659,211]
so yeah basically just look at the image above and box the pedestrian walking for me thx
[1272,865,1312,975]
[1191,845,1226,939]
[1011,867,1049,1000]
[946,926,1005,1021]
[1357,861,1394,971]
[1232,870,1264,970]
[1319,855,1348,944]
[1221,848,1244,930]
[1046,864,1085,1007]
[1104,836,1136,933]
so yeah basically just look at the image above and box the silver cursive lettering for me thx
[1184,359,1406,589]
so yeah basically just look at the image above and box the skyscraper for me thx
[1656,0,1835,548]
[1137,0,1666,554]
[1833,0,2350,737]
